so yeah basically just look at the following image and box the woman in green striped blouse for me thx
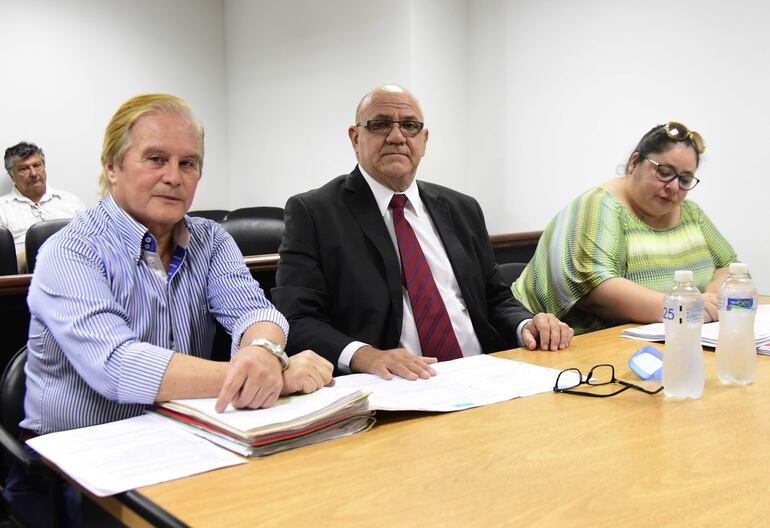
[512,122,736,335]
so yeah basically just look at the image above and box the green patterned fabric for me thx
[512,187,737,334]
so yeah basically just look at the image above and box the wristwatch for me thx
[247,338,289,371]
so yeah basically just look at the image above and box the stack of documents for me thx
[622,304,770,355]
[150,387,374,457]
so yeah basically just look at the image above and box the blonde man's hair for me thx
[98,93,204,197]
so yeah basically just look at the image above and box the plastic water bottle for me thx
[662,270,705,399]
[715,262,758,385]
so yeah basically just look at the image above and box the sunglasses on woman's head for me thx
[663,121,705,154]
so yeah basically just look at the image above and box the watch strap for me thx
[247,338,289,371]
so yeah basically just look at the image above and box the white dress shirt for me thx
[0,185,85,271]
[338,169,484,371]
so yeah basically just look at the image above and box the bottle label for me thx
[725,297,754,311]
[685,303,704,323]
[663,302,703,323]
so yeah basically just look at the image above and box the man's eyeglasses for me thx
[642,155,700,190]
[553,364,663,398]
[356,119,425,137]
[15,161,45,177]
[662,121,705,154]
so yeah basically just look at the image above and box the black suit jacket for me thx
[272,167,533,370]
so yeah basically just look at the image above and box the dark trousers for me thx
[2,448,82,528]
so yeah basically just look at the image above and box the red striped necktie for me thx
[390,193,462,362]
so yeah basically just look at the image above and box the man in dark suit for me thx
[273,85,572,379]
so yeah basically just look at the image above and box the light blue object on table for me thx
[629,345,663,381]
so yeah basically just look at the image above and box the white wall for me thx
[0,0,229,209]
[225,0,474,208]
[225,0,415,207]
[1,0,767,291]
[476,0,769,291]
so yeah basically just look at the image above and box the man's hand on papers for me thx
[703,293,719,323]
[281,350,335,395]
[215,346,284,413]
[522,313,574,351]
[350,346,437,381]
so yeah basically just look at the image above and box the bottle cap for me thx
[674,270,693,282]
[729,262,748,274]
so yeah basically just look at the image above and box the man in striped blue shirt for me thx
[6,94,333,527]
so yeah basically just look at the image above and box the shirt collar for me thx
[10,185,60,204]
[359,165,423,218]
[173,219,190,249]
[102,194,190,263]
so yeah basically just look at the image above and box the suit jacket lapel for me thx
[343,168,404,337]
[419,182,477,304]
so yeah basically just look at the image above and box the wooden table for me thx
[102,323,770,527]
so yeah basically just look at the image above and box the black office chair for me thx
[0,348,29,464]
[220,216,285,257]
[0,227,17,276]
[0,347,64,526]
[498,262,528,285]
[187,209,229,222]
[225,206,284,221]
[25,219,71,274]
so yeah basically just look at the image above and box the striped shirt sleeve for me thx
[691,201,737,269]
[203,223,289,355]
[28,234,174,405]
[513,187,624,319]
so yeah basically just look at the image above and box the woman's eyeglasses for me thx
[662,121,705,154]
[554,364,663,398]
[642,155,701,190]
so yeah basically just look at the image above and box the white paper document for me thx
[26,414,246,497]
[622,304,770,354]
[332,354,562,411]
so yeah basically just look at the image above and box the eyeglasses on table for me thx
[553,363,663,398]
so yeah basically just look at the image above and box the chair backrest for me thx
[225,206,284,220]
[0,347,27,441]
[187,209,229,222]
[498,262,527,285]
[25,218,71,273]
[221,216,285,256]
[0,346,65,527]
[0,226,18,275]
